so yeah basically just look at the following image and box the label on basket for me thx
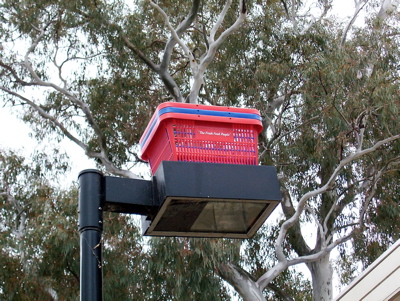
[195,126,234,142]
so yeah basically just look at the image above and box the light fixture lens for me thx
[146,197,273,238]
[191,201,268,233]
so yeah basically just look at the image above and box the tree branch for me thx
[341,0,369,47]
[186,0,247,103]
[257,228,356,289]
[377,0,400,21]
[149,0,192,59]
[160,0,201,71]
[276,133,400,255]
[18,29,143,177]
[23,30,106,148]
[256,134,400,289]
[209,0,233,43]
[287,230,356,267]
[0,60,37,86]
[149,0,201,102]
[217,262,266,301]
[280,187,312,256]
[0,86,140,179]
[306,205,327,249]
[118,33,160,72]
[300,0,331,35]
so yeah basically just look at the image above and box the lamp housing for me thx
[142,161,281,239]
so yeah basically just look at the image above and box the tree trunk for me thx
[217,263,267,301]
[307,253,333,301]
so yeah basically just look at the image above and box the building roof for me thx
[335,240,400,301]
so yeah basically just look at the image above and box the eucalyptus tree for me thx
[0,149,80,299]
[0,0,399,300]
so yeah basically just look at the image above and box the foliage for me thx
[0,149,79,300]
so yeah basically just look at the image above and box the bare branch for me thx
[300,1,331,35]
[52,46,105,90]
[52,45,68,89]
[256,261,289,290]
[323,193,340,239]
[1,191,23,215]
[207,0,247,58]
[259,133,400,289]
[149,0,198,98]
[265,115,319,151]
[160,0,201,70]
[119,33,160,72]
[209,0,233,43]
[356,111,369,151]
[0,87,87,150]
[257,228,356,289]
[306,205,327,249]
[287,229,355,267]
[0,60,37,86]
[277,133,400,248]
[149,0,192,59]
[280,187,312,256]
[218,262,267,301]
[282,0,332,34]
[2,20,142,179]
[341,0,369,47]
[280,0,290,18]
[148,0,206,103]
[358,163,392,228]
[377,0,400,21]
[187,0,247,103]
[0,86,140,179]
[22,29,111,157]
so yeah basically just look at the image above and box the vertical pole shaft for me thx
[78,170,104,301]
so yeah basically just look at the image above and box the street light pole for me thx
[78,170,104,301]
[77,162,281,299]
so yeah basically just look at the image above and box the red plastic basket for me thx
[139,102,263,174]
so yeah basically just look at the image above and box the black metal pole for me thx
[78,170,104,301]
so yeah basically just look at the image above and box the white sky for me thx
[0,107,97,185]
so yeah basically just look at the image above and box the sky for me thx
[0,107,97,185]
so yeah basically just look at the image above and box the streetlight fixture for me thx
[78,161,281,300]
[142,161,281,238]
